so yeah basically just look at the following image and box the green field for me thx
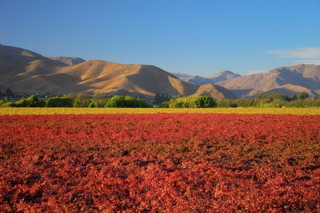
[0,107,320,115]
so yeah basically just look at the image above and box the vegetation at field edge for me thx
[0,107,319,115]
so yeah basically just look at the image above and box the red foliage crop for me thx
[0,114,319,212]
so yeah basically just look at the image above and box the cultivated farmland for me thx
[0,113,319,212]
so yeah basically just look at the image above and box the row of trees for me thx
[164,96,217,108]
[0,94,217,108]
[0,95,152,108]
[217,92,320,108]
[1,92,320,108]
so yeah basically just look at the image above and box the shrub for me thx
[105,95,152,108]
[74,93,92,107]
[105,96,126,107]
[195,96,217,108]
[168,96,217,108]
[13,99,29,107]
[0,102,16,107]
[9,95,46,107]
[94,98,111,108]
[26,95,39,107]
[154,93,171,105]
[46,97,74,107]
[229,103,238,108]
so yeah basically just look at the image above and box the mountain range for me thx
[173,71,241,86]
[1,44,319,100]
[174,66,320,98]
[216,64,320,98]
[0,44,236,100]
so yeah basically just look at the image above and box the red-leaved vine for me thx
[0,114,319,212]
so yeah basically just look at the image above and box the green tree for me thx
[290,92,309,101]
[105,96,126,107]
[154,93,171,105]
[46,97,74,107]
[26,95,39,107]
[168,96,217,108]
[93,92,107,100]
[105,95,152,108]
[14,99,29,107]
[297,92,309,100]
[195,96,217,108]
[74,93,91,107]
[0,102,16,107]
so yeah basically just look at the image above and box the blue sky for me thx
[1,0,319,75]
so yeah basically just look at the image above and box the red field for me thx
[0,114,319,212]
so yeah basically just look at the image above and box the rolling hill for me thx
[0,44,235,100]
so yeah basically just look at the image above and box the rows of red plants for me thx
[0,114,319,212]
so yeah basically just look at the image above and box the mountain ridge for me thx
[49,56,86,66]
[216,64,320,98]
[173,65,320,98]
[172,70,240,86]
[2,44,319,99]
[0,44,236,100]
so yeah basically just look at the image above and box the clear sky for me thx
[1,0,319,75]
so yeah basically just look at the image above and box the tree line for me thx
[0,94,217,108]
[0,92,319,108]
[0,95,152,108]
[217,92,320,108]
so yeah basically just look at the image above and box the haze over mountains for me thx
[0,44,236,100]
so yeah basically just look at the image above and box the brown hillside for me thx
[261,84,314,97]
[57,60,199,97]
[0,44,234,99]
[0,44,59,75]
[192,84,237,100]
[216,64,320,98]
